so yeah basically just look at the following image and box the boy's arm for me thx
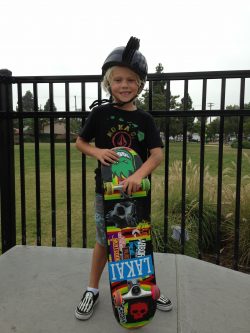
[75,136,119,165]
[121,147,163,194]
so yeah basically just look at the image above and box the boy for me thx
[75,37,172,320]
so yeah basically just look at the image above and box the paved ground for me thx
[0,246,249,333]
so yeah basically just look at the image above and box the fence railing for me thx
[1,69,250,271]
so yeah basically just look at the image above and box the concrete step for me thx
[0,246,249,333]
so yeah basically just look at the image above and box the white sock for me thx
[87,287,99,295]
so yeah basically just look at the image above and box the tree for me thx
[138,63,190,135]
[44,99,57,112]
[244,119,250,137]
[212,103,250,140]
[22,90,34,112]
[192,121,201,134]
[244,102,250,110]
[206,117,220,141]
[176,94,195,134]
[243,102,250,138]
[16,90,34,131]
[138,63,179,112]
[138,63,195,137]
[16,92,60,132]
[70,118,83,134]
[224,105,240,138]
[40,99,58,131]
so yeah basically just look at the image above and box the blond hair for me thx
[102,66,145,95]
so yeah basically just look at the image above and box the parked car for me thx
[189,133,200,142]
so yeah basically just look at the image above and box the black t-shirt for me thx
[78,104,163,193]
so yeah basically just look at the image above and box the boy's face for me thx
[109,67,140,110]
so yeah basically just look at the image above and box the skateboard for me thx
[101,147,160,329]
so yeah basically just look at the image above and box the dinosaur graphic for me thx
[111,148,136,181]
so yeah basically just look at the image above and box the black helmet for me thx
[102,36,148,81]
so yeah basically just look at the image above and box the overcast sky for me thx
[1,0,250,110]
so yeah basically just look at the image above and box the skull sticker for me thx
[129,302,148,320]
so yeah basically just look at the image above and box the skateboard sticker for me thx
[106,201,138,228]
[130,302,149,320]
[112,148,137,181]
[122,247,131,260]
[129,239,147,258]
[107,222,152,263]
[108,255,154,283]
[117,302,128,324]
[102,147,148,200]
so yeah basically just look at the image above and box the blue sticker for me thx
[108,255,154,283]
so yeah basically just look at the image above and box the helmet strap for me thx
[89,94,138,110]
[111,94,138,108]
[89,85,141,110]
[89,96,112,109]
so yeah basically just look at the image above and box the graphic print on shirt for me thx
[106,115,145,147]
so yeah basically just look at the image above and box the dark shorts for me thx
[95,194,106,246]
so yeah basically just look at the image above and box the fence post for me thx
[0,69,16,253]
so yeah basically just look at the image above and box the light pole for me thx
[74,96,77,111]
[207,102,214,123]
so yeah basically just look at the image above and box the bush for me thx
[151,160,218,256]
[231,140,250,149]
[15,133,77,143]
[151,158,250,270]
[23,135,34,142]
[222,166,250,269]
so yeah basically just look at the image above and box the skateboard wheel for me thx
[141,178,150,192]
[151,285,160,300]
[113,290,123,307]
[105,182,114,195]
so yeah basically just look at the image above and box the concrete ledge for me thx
[0,246,249,333]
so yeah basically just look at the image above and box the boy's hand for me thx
[120,174,142,195]
[96,149,119,166]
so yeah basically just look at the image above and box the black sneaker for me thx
[75,290,99,320]
[157,294,173,311]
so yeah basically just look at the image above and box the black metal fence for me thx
[1,69,250,271]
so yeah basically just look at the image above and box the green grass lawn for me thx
[13,142,250,251]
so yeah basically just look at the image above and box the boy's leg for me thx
[88,193,107,288]
[88,242,107,289]
[75,243,107,320]
[75,194,107,320]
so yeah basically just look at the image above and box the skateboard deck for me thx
[101,147,159,329]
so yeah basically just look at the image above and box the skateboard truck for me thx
[123,280,152,300]
[113,279,160,307]
[104,178,150,195]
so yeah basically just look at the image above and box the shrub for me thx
[231,140,250,149]
[222,160,250,269]
[151,159,218,256]
[151,157,250,270]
